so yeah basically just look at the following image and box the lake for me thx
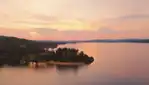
[0,43,149,85]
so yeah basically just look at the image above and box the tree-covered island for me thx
[0,36,94,67]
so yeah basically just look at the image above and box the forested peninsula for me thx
[0,36,94,67]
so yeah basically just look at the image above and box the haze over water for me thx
[0,43,149,85]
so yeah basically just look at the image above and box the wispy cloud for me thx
[15,20,52,25]
[31,14,58,22]
[0,28,30,39]
[118,14,149,19]
[103,14,149,22]
[1,27,149,40]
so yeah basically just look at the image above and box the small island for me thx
[0,36,94,67]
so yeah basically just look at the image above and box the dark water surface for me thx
[0,43,149,85]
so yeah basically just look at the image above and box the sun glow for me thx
[29,31,41,40]
[49,19,94,31]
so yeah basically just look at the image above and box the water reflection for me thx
[32,64,87,74]
[55,64,86,74]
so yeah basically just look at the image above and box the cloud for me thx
[0,28,30,39]
[33,28,58,35]
[15,20,52,25]
[30,27,125,40]
[117,14,149,20]
[97,27,118,34]
[31,14,58,22]
[101,14,149,31]
[25,28,98,40]
[14,13,58,25]
[1,27,149,40]
[103,14,149,22]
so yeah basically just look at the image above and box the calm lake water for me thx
[0,43,149,85]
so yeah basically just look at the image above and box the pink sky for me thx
[0,0,149,40]
[1,25,149,40]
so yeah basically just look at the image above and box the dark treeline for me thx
[0,36,94,66]
[28,48,94,64]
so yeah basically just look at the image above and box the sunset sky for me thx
[0,0,149,40]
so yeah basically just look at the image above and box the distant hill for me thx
[0,36,58,52]
[38,39,149,44]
